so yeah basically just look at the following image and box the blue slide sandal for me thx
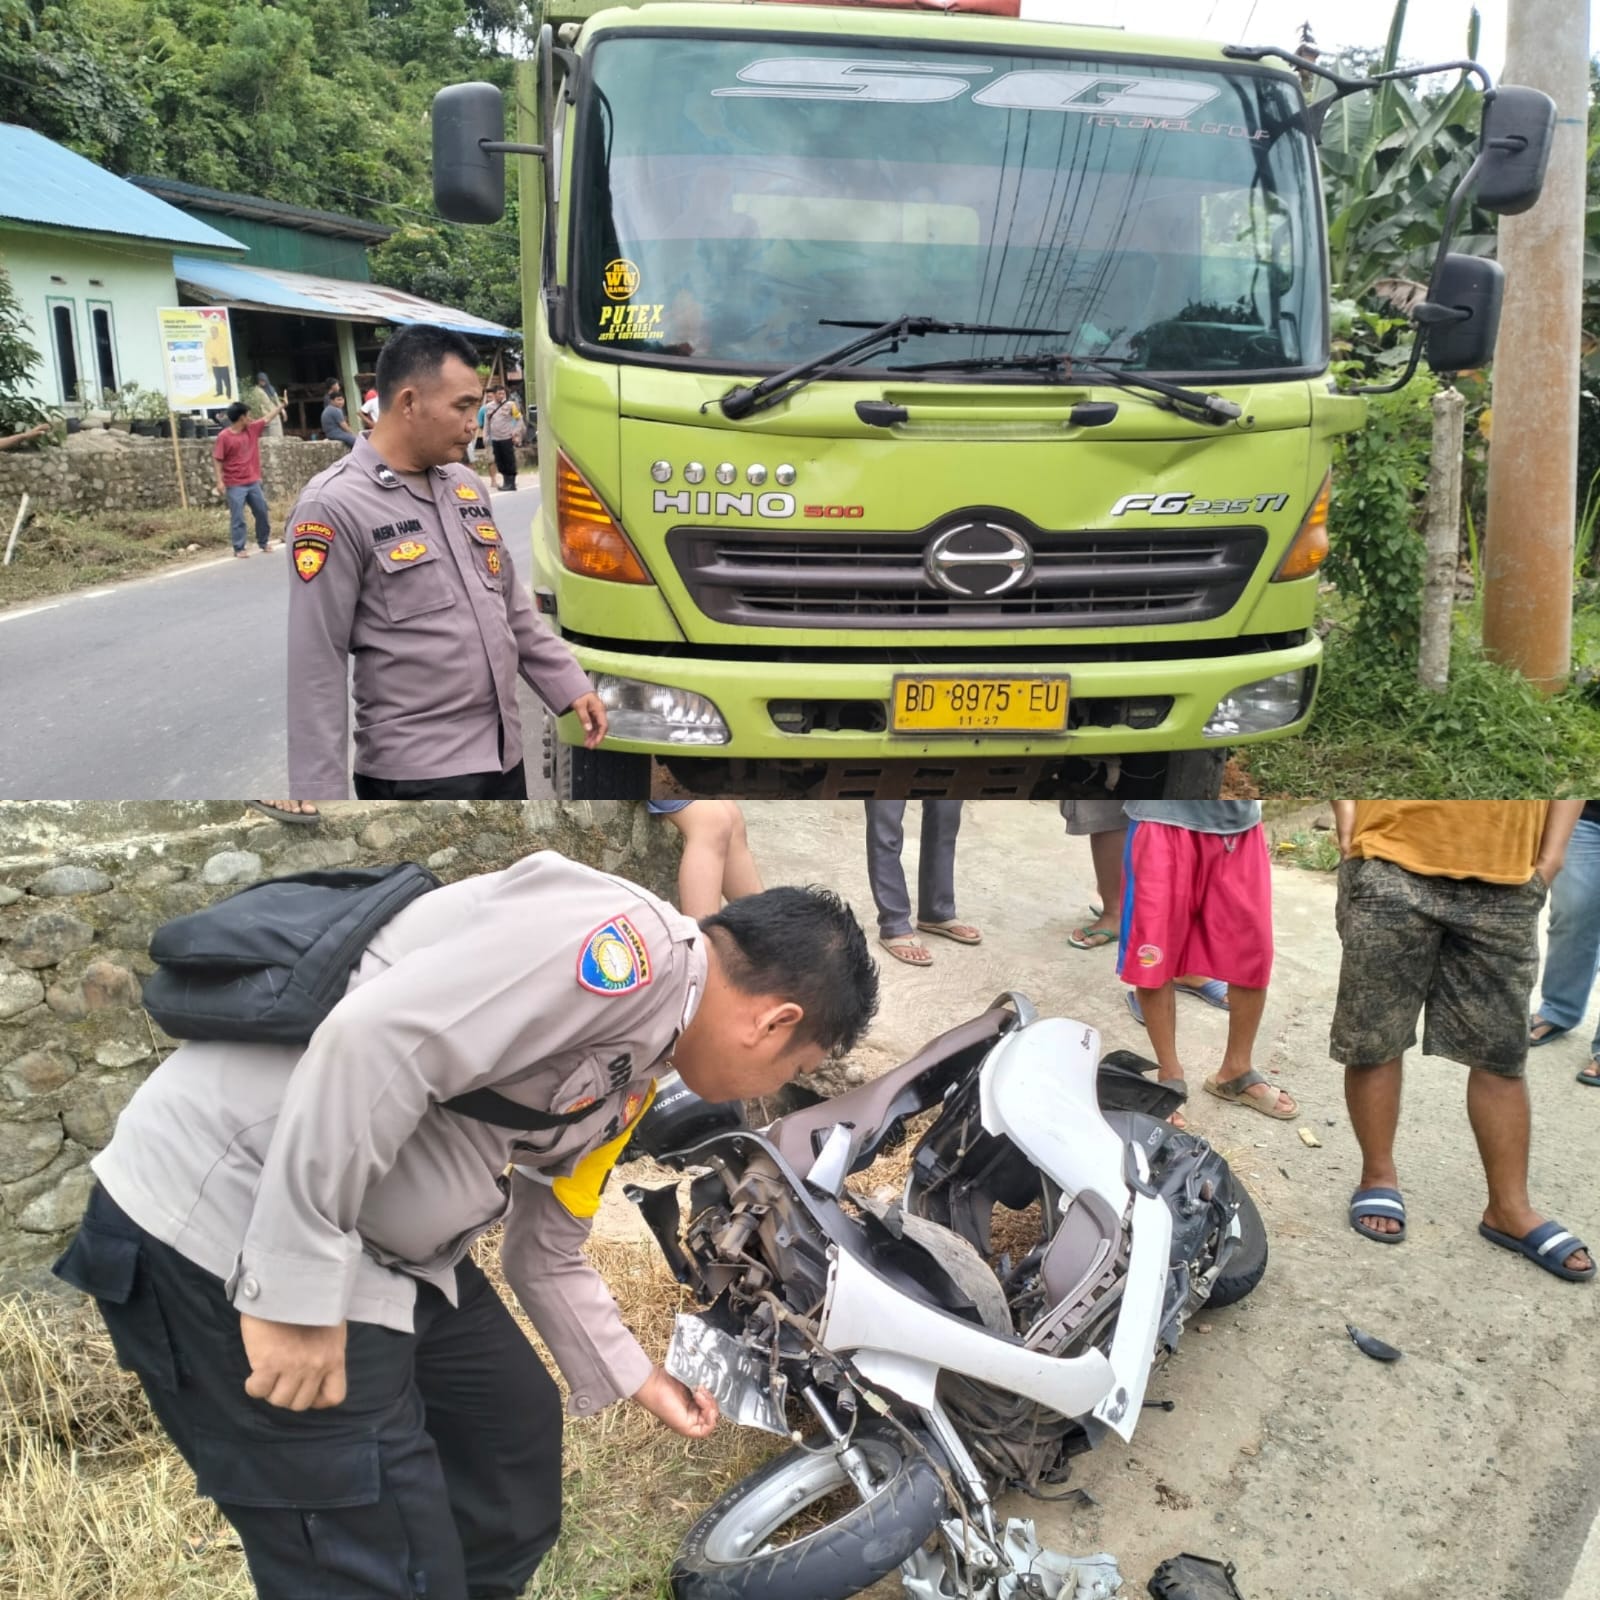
[1349,1187,1407,1244]
[1478,1219,1596,1282]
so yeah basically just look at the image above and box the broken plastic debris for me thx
[1296,1127,1321,1148]
[1345,1323,1403,1362]
[1147,1552,1246,1600]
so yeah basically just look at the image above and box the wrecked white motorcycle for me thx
[622,992,1268,1600]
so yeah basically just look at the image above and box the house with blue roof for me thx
[0,123,245,408]
[1,125,517,427]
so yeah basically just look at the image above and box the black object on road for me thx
[1346,1323,1404,1362]
[1149,1553,1247,1599]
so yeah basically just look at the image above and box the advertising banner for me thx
[156,306,237,410]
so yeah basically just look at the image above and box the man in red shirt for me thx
[214,397,288,559]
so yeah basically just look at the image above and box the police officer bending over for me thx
[55,855,877,1600]
[285,324,608,800]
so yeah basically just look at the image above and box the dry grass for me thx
[0,1236,777,1600]
[0,507,249,607]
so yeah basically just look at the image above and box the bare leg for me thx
[667,804,736,920]
[1345,1058,1404,1237]
[718,803,764,902]
[1214,985,1293,1113]
[1136,983,1186,1128]
[1083,828,1126,937]
[1470,1069,1592,1272]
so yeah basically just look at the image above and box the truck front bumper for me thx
[553,635,1322,760]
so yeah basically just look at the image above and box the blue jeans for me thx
[225,481,270,552]
[1535,815,1600,1053]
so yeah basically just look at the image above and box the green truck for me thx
[432,0,1552,798]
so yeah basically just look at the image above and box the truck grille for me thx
[666,523,1269,630]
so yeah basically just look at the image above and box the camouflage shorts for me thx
[1330,855,1548,1076]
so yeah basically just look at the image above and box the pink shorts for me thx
[1116,820,1273,990]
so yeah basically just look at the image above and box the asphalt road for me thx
[0,481,552,800]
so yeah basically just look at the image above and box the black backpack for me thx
[141,864,604,1134]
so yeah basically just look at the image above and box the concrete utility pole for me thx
[1481,0,1589,691]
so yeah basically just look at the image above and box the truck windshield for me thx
[571,35,1324,380]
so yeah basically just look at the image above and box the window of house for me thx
[89,303,118,396]
[48,300,81,403]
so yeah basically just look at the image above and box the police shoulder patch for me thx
[576,914,653,996]
[454,483,480,501]
[293,536,330,582]
[294,519,335,542]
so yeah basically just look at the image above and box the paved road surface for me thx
[0,482,554,799]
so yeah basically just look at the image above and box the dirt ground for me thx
[598,801,1600,1600]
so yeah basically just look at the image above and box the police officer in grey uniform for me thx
[54,855,878,1600]
[285,325,608,800]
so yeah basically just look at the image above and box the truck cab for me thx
[433,0,1551,796]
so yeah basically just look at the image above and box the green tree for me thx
[0,262,55,438]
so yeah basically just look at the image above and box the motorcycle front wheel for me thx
[671,1418,948,1600]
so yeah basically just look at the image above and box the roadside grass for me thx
[1244,602,1600,797]
[1272,828,1341,872]
[0,508,245,608]
[0,1234,770,1600]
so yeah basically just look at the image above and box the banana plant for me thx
[1316,0,1490,302]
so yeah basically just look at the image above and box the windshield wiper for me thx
[885,350,1245,426]
[715,315,1075,420]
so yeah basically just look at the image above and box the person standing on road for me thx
[864,801,981,965]
[1116,800,1293,1131]
[1331,799,1593,1281]
[284,323,608,800]
[1528,799,1600,1087]
[213,398,288,559]
[482,384,524,491]
[52,854,879,1600]
[320,384,357,451]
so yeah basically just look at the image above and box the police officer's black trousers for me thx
[54,1186,564,1600]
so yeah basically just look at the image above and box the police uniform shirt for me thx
[285,436,591,799]
[92,853,706,1417]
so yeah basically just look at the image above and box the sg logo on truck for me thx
[714,60,1222,119]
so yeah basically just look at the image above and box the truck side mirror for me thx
[433,83,507,224]
[1474,86,1557,215]
[1421,253,1505,374]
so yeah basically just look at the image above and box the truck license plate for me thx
[891,675,1069,734]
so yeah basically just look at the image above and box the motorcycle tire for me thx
[1207,1184,1268,1308]
[670,1418,948,1600]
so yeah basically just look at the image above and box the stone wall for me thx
[0,435,345,517]
[0,801,680,1280]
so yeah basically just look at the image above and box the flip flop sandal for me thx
[1177,978,1231,1012]
[1126,990,1146,1027]
[1068,926,1117,950]
[880,934,934,966]
[1478,1219,1597,1282]
[1349,1186,1407,1244]
[1202,1069,1297,1120]
[916,919,983,945]
[246,801,322,826]
[1579,1059,1600,1088]
[1529,1016,1572,1047]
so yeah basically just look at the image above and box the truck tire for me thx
[1112,747,1226,799]
[543,715,651,798]
[671,1420,947,1600]
[1208,1185,1268,1308]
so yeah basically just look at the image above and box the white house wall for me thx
[1,230,178,407]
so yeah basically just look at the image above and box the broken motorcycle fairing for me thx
[625,993,1263,1600]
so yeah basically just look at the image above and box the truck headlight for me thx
[594,675,731,745]
[1202,669,1314,738]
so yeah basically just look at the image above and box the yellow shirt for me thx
[1347,801,1550,884]
[204,323,229,365]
